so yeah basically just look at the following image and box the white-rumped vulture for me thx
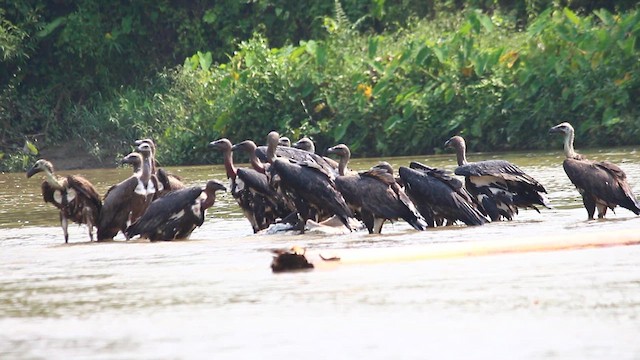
[444,135,551,221]
[327,144,426,233]
[293,136,340,169]
[549,122,640,219]
[97,143,157,240]
[253,132,339,178]
[125,180,226,240]
[209,138,290,233]
[266,132,354,233]
[26,159,102,243]
[134,138,185,197]
[398,161,487,227]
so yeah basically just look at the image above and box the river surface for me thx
[1,147,640,359]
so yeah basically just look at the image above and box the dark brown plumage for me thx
[97,144,157,240]
[293,137,340,169]
[327,144,426,233]
[253,132,339,178]
[125,180,226,241]
[134,138,185,197]
[549,122,640,219]
[445,135,551,221]
[209,138,290,233]
[399,162,487,227]
[267,132,354,232]
[26,159,102,243]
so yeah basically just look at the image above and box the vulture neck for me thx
[337,152,350,176]
[247,148,266,174]
[140,154,152,184]
[455,145,468,166]
[201,191,216,210]
[266,141,277,164]
[222,149,237,180]
[44,171,64,189]
[563,130,580,159]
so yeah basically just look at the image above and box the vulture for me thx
[398,161,487,227]
[97,144,157,240]
[327,144,427,233]
[293,136,340,169]
[26,159,102,243]
[278,136,292,147]
[252,133,339,178]
[125,180,226,240]
[549,122,640,219]
[209,138,289,233]
[444,135,551,221]
[134,138,185,196]
[266,132,354,232]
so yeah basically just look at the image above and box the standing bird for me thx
[327,144,426,233]
[209,138,287,233]
[549,122,640,219]
[444,135,551,221]
[97,144,157,240]
[134,138,185,196]
[126,180,226,240]
[252,134,339,178]
[398,162,487,227]
[293,136,340,169]
[278,136,292,147]
[26,159,102,243]
[267,132,354,232]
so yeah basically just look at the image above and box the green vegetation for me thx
[1,1,639,170]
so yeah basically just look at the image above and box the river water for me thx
[1,147,640,359]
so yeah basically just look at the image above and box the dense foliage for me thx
[1,1,639,170]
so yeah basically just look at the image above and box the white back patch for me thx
[169,210,185,220]
[134,179,147,196]
[66,188,77,203]
[53,190,63,205]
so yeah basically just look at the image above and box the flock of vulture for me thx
[26,122,640,244]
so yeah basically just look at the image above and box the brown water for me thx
[1,148,640,359]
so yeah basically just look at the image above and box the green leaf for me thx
[368,37,378,59]
[415,45,431,66]
[36,17,66,38]
[24,140,38,155]
[384,115,402,131]
[333,118,352,141]
[197,51,212,71]
[315,43,327,66]
[563,8,581,27]
[477,12,494,32]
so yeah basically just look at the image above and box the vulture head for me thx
[230,140,258,154]
[444,136,466,152]
[326,144,351,159]
[278,136,291,147]
[121,152,143,171]
[26,159,54,178]
[548,122,574,135]
[208,138,233,152]
[293,137,315,153]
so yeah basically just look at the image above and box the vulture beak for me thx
[548,126,562,134]
[443,139,452,148]
[26,166,40,178]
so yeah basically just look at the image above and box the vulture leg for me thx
[361,210,375,234]
[597,203,608,219]
[60,212,69,244]
[83,207,94,241]
[293,198,310,233]
[373,217,386,234]
[582,194,596,220]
